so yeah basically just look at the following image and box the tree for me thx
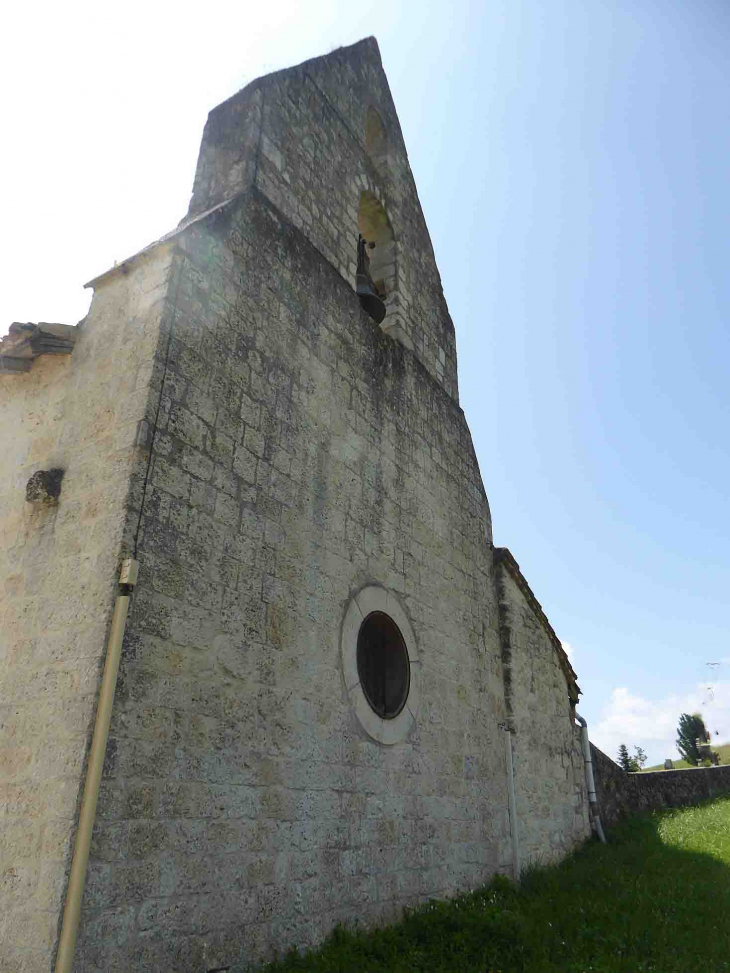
[617,743,632,772]
[676,713,707,766]
[633,746,647,770]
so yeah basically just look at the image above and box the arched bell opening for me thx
[357,190,396,302]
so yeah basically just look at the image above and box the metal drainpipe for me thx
[54,557,139,973]
[501,724,520,881]
[575,712,607,843]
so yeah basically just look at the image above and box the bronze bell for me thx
[356,235,386,324]
[356,276,387,325]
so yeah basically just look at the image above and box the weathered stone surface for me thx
[495,550,590,866]
[76,175,510,966]
[0,246,175,972]
[187,37,459,401]
[73,39,591,967]
[1,37,603,973]
[25,468,65,504]
[0,322,78,373]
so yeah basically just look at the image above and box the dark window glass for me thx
[356,611,410,720]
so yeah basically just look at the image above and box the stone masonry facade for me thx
[0,248,174,971]
[1,39,590,972]
[495,550,588,866]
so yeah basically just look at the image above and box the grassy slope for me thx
[644,740,730,771]
[252,797,730,973]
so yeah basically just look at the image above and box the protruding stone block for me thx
[25,469,65,504]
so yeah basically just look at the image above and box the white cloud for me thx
[590,681,730,767]
[561,641,575,663]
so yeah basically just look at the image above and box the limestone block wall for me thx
[75,189,510,972]
[495,552,590,868]
[0,38,597,972]
[187,37,459,402]
[592,744,730,826]
[0,246,173,973]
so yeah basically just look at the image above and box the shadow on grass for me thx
[248,798,730,973]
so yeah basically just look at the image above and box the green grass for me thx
[253,797,730,973]
[643,741,730,771]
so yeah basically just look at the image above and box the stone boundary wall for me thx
[591,744,730,826]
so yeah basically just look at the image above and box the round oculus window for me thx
[356,611,410,720]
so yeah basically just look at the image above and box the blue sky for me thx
[4,0,729,764]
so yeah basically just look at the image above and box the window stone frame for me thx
[341,584,421,745]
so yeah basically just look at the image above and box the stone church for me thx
[0,37,590,972]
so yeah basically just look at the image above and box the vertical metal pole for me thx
[55,559,138,972]
[575,712,607,843]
